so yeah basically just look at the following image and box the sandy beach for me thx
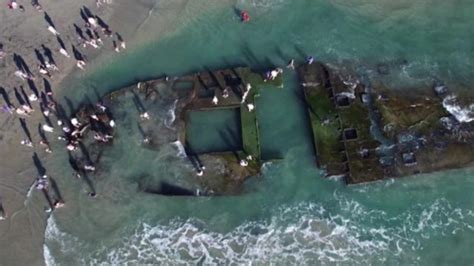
[0,0,163,264]
[0,0,233,263]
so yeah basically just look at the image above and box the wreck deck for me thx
[73,63,474,192]
[299,63,474,184]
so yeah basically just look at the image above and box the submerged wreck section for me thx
[69,67,282,195]
[299,63,474,184]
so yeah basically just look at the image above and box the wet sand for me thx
[0,1,116,264]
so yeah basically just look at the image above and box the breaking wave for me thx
[164,99,178,129]
[43,244,57,266]
[171,140,187,158]
[44,196,474,265]
[442,95,474,123]
[44,216,87,265]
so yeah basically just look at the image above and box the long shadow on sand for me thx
[32,152,46,176]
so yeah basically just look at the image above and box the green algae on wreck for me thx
[70,63,474,191]
[299,62,474,184]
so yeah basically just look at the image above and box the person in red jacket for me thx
[241,10,250,22]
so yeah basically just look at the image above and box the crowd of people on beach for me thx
[0,3,318,218]
[0,0,127,217]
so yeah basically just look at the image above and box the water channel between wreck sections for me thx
[68,62,474,195]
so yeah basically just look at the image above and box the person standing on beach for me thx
[88,17,99,28]
[2,104,15,114]
[14,70,29,81]
[116,33,126,49]
[47,26,60,36]
[59,48,70,58]
[31,0,42,12]
[20,139,34,147]
[113,41,120,53]
[8,0,25,12]
[0,202,6,220]
[0,43,6,59]
[39,139,52,153]
[45,59,59,72]
[76,59,86,69]
[38,64,51,77]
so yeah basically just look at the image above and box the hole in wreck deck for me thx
[344,128,358,141]
[186,108,243,154]
[336,95,350,107]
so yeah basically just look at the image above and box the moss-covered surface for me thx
[339,103,372,141]
[306,89,343,168]
[347,157,384,184]
[344,139,384,184]
[299,63,388,183]
[240,101,260,159]
[236,67,283,90]
[415,143,474,172]
[298,63,344,176]
[237,67,283,160]
[373,87,449,138]
[336,89,384,183]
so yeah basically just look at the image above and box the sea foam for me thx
[442,95,474,123]
[164,99,178,129]
[43,244,57,266]
[44,197,474,265]
[171,140,187,158]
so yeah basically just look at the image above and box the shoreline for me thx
[0,1,473,264]
[0,1,236,264]
[0,0,116,263]
[0,1,181,264]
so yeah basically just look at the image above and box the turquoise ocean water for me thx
[44,1,474,264]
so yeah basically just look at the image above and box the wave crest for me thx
[44,197,474,264]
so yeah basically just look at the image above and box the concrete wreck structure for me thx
[298,62,474,184]
[71,67,283,195]
[69,62,474,194]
